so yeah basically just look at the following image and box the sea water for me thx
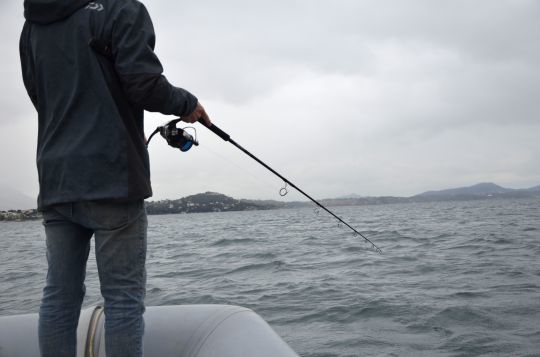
[1,198,539,356]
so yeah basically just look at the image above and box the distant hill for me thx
[143,183,540,215]
[145,192,278,215]
[2,183,540,220]
[415,182,511,197]
[318,182,540,206]
[335,193,365,199]
[412,182,540,202]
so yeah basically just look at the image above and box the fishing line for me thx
[147,119,383,254]
[199,143,280,193]
[197,120,382,254]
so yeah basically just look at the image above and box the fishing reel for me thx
[146,119,198,152]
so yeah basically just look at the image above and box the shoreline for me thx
[2,191,539,222]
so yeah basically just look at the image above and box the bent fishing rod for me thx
[147,119,382,254]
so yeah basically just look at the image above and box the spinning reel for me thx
[146,119,198,152]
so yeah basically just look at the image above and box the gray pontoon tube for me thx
[0,305,299,357]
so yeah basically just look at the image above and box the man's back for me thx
[20,0,198,208]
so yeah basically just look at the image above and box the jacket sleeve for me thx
[19,22,38,110]
[111,1,197,116]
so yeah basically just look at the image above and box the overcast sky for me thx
[1,0,539,207]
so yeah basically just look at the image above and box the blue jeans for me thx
[39,200,147,357]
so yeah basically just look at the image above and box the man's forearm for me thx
[120,72,198,117]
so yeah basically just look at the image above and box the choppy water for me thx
[1,198,540,356]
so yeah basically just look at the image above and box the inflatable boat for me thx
[0,305,299,356]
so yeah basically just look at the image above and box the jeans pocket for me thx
[42,205,68,225]
[88,202,129,230]
[87,200,143,230]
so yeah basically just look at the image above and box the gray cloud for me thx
[1,0,539,203]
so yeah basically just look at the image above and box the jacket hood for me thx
[24,0,90,25]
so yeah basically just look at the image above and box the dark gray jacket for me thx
[20,0,197,209]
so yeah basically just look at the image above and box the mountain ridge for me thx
[415,182,540,197]
[142,182,540,216]
[1,182,539,220]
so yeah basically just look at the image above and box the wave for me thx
[427,306,505,329]
[226,260,287,274]
[210,237,257,246]
[244,252,277,260]
[448,290,491,299]
[284,299,411,324]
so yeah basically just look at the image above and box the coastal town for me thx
[0,209,40,221]
[0,192,277,222]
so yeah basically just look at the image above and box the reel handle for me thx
[198,119,230,142]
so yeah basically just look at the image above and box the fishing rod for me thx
[147,119,382,254]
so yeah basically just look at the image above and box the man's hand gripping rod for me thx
[198,119,382,254]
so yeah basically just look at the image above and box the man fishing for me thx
[19,0,210,355]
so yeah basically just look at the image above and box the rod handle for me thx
[198,119,231,141]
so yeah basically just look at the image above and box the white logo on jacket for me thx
[85,2,104,11]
